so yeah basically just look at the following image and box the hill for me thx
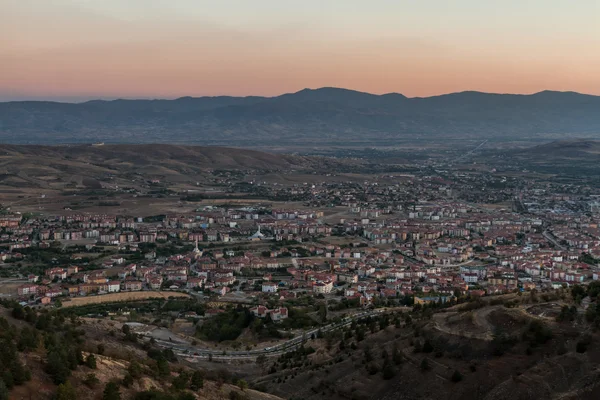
[0,303,284,400]
[2,88,600,146]
[0,144,362,213]
[0,143,345,190]
[521,139,600,157]
[0,143,323,170]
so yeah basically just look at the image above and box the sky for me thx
[1,0,599,101]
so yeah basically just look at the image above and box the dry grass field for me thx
[61,290,191,308]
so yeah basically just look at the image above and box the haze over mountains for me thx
[1,87,600,147]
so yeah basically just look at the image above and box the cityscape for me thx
[2,1,600,400]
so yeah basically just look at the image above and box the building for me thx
[107,281,121,293]
[262,282,278,293]
[313,280,333,294]
[269,307,289,322]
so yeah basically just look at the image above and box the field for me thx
[61,291,191,308]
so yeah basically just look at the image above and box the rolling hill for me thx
[1,88,600,146]
[520,139,600,158]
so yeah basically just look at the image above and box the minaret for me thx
[193,238,201,257]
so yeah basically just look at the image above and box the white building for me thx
[313,280,333,294]
[108,281,121,293]
[262,282,278,293]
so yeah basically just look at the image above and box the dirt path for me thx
[432,306,501,341]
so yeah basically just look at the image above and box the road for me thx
[135,308,395,360]
[543,230,566,251]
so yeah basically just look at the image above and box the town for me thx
[3,166,600,318]
[2,146,600,400]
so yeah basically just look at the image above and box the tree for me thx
[11,305,25,320]
[451,370,463,383]
[237,379,248,391]
[156,358,170,377]
[128,360,143,379]
[46,351,71,384]
[97,343,105,355]
[122,324,131,336]
[86,354,97,369]
[172,372,190,391]
[190,370,204,390]
[121,374,134,388]
[422,339,434,353]
[382,362,396,380]
[103,382,121,400]
[392,345,403,365]
[83,373,100,388]
[0,380,8,400]
[256,354,267,372]
[56,381,77,400]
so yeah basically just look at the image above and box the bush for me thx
[522,320,553,347]
[451,370,463,383]
[103,381,121,400]
[366,363,379,375]
[84,373,100,387]
[576,341,588,353]
[382,363,395,380]
[56,381,77,400]
[86,354,97,369]
[422,339,434,353]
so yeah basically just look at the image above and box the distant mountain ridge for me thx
[1,87,600,146]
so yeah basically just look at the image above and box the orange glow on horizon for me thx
[2,0,599,101]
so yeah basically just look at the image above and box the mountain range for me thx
[1,87,600,146]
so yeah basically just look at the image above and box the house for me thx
[250,305,269,318]
[46,268,67,280]
[313,280,333,294]
[269,307,288,322]
[186,277,205,289]
[17,284,38,296]
[45,289,62,298]
[107,281,121,293]
[124,281,143,291]
[262,282,278,293]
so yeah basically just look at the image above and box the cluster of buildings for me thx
[3,171,600,312]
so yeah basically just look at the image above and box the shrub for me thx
[451,370,463,383]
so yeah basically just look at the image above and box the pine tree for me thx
[103,382,121,400]
[0,379,8,400]
[56,381,77,400]
[190,371,204,390]
[86,354,97,369]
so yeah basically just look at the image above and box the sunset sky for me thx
[1,0,599,101]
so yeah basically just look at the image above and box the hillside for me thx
[0,302,284,400]
[521,139,600,158]
[249,290,600,400]
[2,88,600,146]
[0,143,345,192]
[0,144,323,170]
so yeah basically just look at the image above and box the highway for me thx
[137,308,393,360]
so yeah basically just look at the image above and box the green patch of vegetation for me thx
[196,307,252,342]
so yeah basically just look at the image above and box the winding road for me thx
[135,308,395,361]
